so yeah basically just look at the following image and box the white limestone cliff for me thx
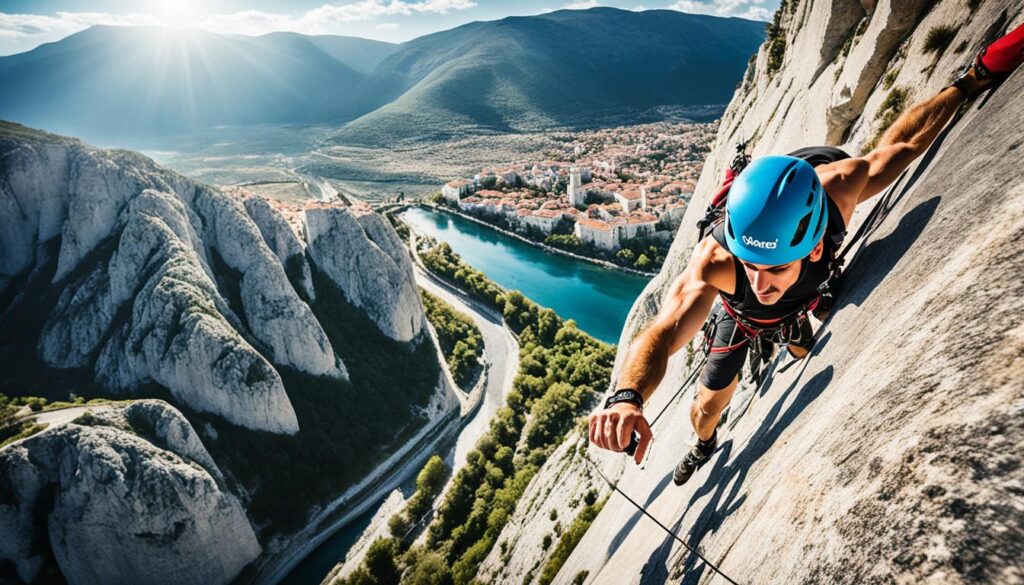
[0,400,261,585]
[304,204,425,342]
[244,195,317,302]
[0,123,372,433]
[485,2,1024,583]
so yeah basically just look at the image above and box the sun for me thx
[150,0,202,26]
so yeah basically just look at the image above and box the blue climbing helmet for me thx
[723,155,828,265]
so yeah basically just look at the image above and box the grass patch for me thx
[882,67,901,90]
[923,25,957,55]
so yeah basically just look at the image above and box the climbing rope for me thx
[580,351,745,584]
[582,449,743,585]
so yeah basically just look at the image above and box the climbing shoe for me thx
[952,19,1024,94]
[673,432,717,486]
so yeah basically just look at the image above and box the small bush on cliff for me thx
[862,86,910,155]
[0,394,47,448]
[537,497,607,585]
[923,25,957,55]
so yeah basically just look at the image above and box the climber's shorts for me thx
[699,305,751,391]
[698,305,816,391]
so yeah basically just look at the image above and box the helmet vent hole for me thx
[790,211,812,247]
[813,202,826,236]
[807,190,815,205]
[726,219,735,239]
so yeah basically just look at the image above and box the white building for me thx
[613,189,644,213]
[568,167,584,208]
[575,218,620,251]
[442,179,473,205]
[519,209,561,233]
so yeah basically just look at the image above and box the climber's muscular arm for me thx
[617,239,731,402]
[817,85,970,223]
[589,239,733,463]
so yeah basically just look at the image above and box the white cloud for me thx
[632,5,648,11]
[563,0,600,9]
[0,1,478,53]
[376,22,400,30]
[0,11,163,54]
[668,0,772,21]
[0,11,158,40]
[200,1,477,35]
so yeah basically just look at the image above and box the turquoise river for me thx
[400,206,653,345]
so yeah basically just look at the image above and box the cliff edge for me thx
[485,1,1024,583]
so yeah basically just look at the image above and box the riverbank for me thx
[420,202,659,278]
[320,231,522,583]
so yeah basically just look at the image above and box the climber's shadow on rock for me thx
[638,365,835,585]
[607,470,676,558]
[834,196,939,313]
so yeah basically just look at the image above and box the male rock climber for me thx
[589,23,1024,485]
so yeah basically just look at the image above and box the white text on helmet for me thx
[742,235,778,249]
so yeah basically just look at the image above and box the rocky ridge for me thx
[483,1,1024,583]
[0,121,431,432]
[0,400,261,585]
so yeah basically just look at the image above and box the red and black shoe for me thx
[952,18,1024,94]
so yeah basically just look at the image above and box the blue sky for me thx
[0,0,778,55]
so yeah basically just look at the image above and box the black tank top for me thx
[711,193,846,321]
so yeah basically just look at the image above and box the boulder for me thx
[0,400,261,585]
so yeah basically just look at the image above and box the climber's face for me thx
[738,238,824,305]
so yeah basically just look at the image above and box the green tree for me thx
[418,455,449,498]
[402,549,454,585]
[364,538,401,585]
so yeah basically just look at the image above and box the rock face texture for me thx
[0,401,261,585]
[304,204,425,342]
[0,122,431,432]
[489,2,1024,583]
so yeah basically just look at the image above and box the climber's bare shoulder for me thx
[814,158,870,227]
[686,236,737,296]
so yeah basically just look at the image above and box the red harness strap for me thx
[706,295,821,354]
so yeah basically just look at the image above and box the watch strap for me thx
[604,389,643,411]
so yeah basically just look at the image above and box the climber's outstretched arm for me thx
[819,73,984,216]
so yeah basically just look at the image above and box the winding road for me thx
[413,264,520,468]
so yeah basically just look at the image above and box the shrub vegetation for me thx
[344,242,616,584]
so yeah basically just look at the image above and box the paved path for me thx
[413,265,520,468]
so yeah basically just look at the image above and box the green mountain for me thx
[334,8,766,144]
[0,26,398,141]
[0,8,764,145]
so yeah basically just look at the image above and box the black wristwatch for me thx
[604,389,643,411]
